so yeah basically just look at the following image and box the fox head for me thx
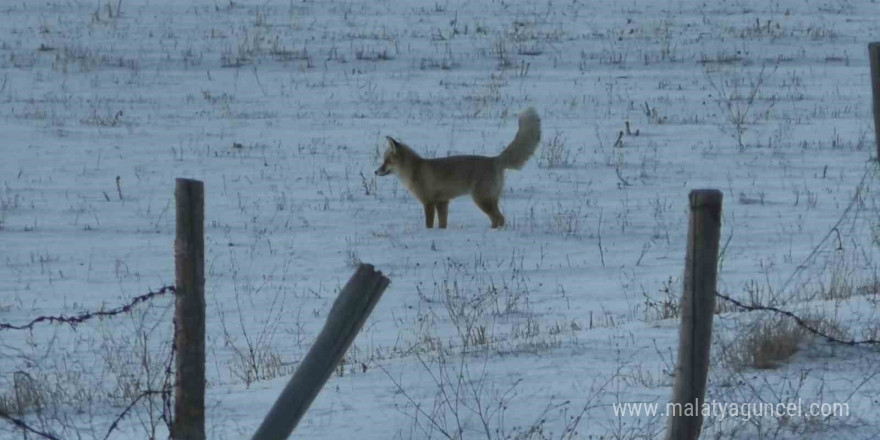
[375,136,404,176]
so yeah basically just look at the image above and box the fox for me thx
[375,107,541,229]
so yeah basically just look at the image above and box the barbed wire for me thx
[0,285,176,331]
[102,319,177,440]
[716,163,880,347]
[715,291,880,346]
[779,164,876,295]
[102,389,172,440]
[164,318,177,436]
[0,410,62,440]
[1,284,177,439]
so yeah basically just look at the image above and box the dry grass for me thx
[726,319,806,370]
[539,132,573,168]
[0,372,43,417]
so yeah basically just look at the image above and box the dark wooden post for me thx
[665,189,722,440]
[869,43,880,160]
[174,178,206,440]
[251,264,390,440]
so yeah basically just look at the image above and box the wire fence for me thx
[714,291,880,346]
[0,286,176,331]
[0,285,177,440]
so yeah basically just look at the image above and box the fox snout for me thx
[375,159,393,176]
[375,164,391,176]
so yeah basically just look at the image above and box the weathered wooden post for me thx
[870,43,880,160]
[174,178,206,440]
[251,264,390,440]
[665,189,723,440]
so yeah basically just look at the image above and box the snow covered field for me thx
[2,0,880,438]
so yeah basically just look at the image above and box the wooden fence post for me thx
[664,189,723,440]
[869,42,880,160]
[251,264,390,440]
[174,178,206,440]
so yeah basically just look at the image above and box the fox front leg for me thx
[436,201,449,229]
[423,202,436,228]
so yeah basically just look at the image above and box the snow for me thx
[2,0,880,438]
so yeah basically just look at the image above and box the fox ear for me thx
[385,136,400,153]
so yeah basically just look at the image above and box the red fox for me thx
[375,108,541,228]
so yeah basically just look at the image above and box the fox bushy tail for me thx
[496,107,541,170]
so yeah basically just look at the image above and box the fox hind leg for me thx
[423,202,436,228]
[437,201,449,229]
[491,203,505,228]
[474,197,504,228]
